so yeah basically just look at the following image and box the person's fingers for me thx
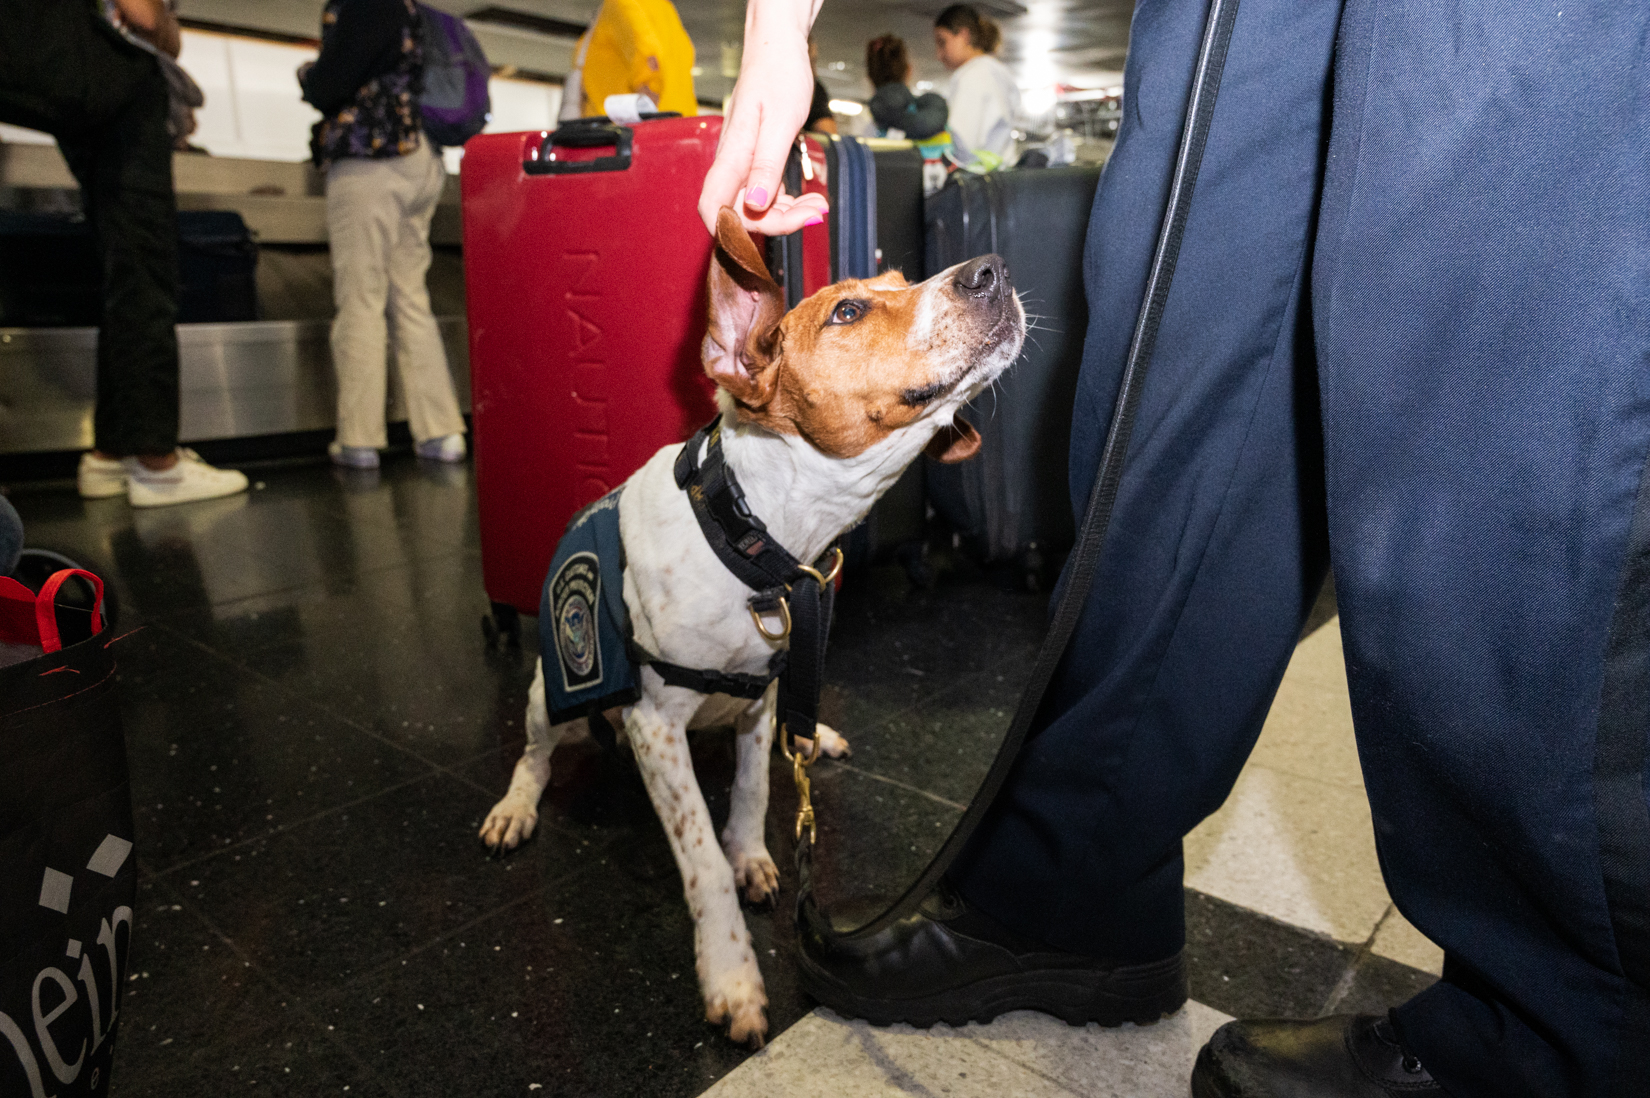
[699,92,761,232]
[741,104,797,215]
[737,191,829,236]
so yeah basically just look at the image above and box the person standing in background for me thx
[301,0,468,470]
[567,0,697,119]
[866,34,948,140]
[0,0,249,507]
[933,4,1020,166]
[804,38,838,135]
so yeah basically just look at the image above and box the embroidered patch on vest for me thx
[551,551,603,692]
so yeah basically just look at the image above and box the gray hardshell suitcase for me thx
[924,167,1101,580]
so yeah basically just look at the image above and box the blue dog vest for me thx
[540,490,639,726]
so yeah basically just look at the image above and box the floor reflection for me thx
[5,453,1045,1098]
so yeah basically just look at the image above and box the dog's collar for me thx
[673,417,836,596]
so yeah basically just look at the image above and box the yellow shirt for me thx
[577,0,698,117]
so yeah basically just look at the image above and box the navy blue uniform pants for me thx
[950,2,1650,1095]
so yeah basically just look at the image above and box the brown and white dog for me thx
[479,209,1024,1045]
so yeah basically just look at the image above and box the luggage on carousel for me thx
[0,209,257,326]
[176,210,258,324]
[923,167,1101,583]
[0,211,101,327]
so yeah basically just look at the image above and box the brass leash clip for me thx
[793,751,816,844]
[781,724,821,844]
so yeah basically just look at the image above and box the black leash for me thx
[797,0,1242,940]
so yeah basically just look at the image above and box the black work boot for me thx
[1192,1012,1448,1097]
[796,877,1187,1027]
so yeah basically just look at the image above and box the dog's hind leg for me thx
[722,685,779,904]
[627,675,768,1047]
[480,659,574,854]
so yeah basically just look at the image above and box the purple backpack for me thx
[416,4,491,146]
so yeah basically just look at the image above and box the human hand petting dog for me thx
[697,0,830,235]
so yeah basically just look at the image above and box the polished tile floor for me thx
[5,453,1440,1097]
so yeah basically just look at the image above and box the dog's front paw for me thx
[729,849,780,905]
[814,724,851,758]
[704,965,768,1047]
[478,794,538,855]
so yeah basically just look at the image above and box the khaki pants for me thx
[325,142,465,449]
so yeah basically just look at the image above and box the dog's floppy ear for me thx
[703,207,785,407]
[924,415,982,464]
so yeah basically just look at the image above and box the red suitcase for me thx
[462,118,846,634]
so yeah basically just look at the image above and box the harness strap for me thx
[777,560,833,750]
[628,637,786,700]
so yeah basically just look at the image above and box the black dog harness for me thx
[542,417,839,766]
[670,417,841,784]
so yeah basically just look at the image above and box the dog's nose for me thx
[954,255,1007,302]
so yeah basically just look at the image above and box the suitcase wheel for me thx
[896,542,937,591]
[1021,544,1046,592]
[482,601,522,648]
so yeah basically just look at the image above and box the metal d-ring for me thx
[749,597,792,641]
[779,722,823,765]
[795,546,844,590]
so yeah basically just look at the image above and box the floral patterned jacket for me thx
[307,0,423,166]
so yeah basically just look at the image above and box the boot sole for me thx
[799,949,1188,1029]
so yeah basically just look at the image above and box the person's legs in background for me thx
[58,66,179,463]
[388,142,466,462]
[326,155,401,466]
[58,70,248,509]
[327,142,467,468]
[0,2,245,508]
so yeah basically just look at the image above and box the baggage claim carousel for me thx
[0,142,470,462]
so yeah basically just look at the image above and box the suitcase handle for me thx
[527,123,632,175]
[521,112,665,176]
[524,114,683,175]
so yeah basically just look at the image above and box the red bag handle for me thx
[34,569,104,653]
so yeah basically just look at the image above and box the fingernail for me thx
[747,187,768,207]
[804,215,824,227]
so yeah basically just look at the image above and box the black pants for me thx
[950,1,1650,1095]
[0,2,179,456]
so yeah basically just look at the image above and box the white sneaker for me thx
[77,452,128,499]
[414,433,466,463]
[328,441,381,469]
[126,448,250,508]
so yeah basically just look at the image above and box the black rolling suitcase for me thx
[819,138,932,580]
[923,167,1101,584]
[869,140,924,281]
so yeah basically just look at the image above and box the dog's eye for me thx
[827,300,867,326]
